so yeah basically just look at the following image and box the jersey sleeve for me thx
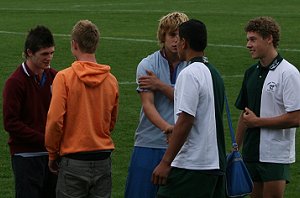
[283,68,300,112]
[175,70,200,117]
[136,58,155,92]
[235,71,248,110]
[45,72,67,160]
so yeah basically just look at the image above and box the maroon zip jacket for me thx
[2,62,57,155]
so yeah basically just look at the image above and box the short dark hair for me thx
[179,19,207,51]
[24,25,55,58]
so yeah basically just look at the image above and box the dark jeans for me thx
[12,155,57,198]
[56,157,112,198]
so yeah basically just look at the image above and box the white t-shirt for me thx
[171,62,220,170]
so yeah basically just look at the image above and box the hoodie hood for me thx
[72,61,111,87]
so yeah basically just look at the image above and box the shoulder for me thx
[137,51,167,75]
[145,50,161,60]
[279,59,299,72]
[186,62,211,74]
[139,50,165,65]
[178,63,208,82]
[5,66,27,83]
[204,63,222,76]
[242,63,259,78]
[270,59,300,79]
[49,67,58,74]
[53,67,73,82]
[108,73,119,86]
[276,60,300,84]
[4,67,28,92]
[247,63,259,72]
[57,67,73,75]
[48,67,58,73]
[45,67,58,79]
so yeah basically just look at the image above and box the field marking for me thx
[119,75,243,85]
[1,30,300,52]
[0,8,184,13]
[0,7,299,17]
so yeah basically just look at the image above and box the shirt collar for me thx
[258,54,283,70]
[22,62,32,77]
[188,56,209,65]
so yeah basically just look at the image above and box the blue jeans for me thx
[56,157,112,198]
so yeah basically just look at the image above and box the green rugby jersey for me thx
[235,55,283,162]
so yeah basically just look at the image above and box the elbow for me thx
[3,121,14,133]
[294,120,300,128]
[291,115,300,128]
[287,118,300,128]
[287,111,300,128]
[296,115,300,128]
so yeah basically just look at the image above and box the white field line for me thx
[1,30,300,52]
[119,75,243,85]
[0,7,298,16]
[0,7,195,13]
[0,30,295,85]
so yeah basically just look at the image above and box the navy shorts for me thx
[125,146,166,198]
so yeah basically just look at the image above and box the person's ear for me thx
[266,34,273,46]
[71,39,79,50]
[26,49,33,57]
[182,38,188,49]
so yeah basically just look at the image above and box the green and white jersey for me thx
[235,55,300,163]
[172,57,226,172]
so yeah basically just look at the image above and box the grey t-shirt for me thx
[134,50,187,149]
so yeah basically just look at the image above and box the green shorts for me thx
[157,167,226,198]
[245,162,290,183]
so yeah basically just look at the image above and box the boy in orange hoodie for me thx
[45,20,119,197]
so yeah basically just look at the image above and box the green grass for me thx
[1,0,300,197]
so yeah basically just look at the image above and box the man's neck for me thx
[186,51,204,63]
[75,53,97,63]
[163,48,180,68]
[259,49,278,67]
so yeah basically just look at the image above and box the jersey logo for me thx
[266,81,278,92]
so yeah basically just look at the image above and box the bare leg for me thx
[263,180,285,198]
[250,182,263,198]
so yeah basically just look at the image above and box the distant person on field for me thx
[125,12,189,198]
[235,16,300,198]
[152,19,226,198]
[45,20,119,198]
[2,25,57,198]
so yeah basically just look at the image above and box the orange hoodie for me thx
[45,61,119,160]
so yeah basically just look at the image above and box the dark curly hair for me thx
[245,16,280,48]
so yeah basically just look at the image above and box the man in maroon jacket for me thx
[2,25,57,198]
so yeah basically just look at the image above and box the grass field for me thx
[1,0,300,197]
